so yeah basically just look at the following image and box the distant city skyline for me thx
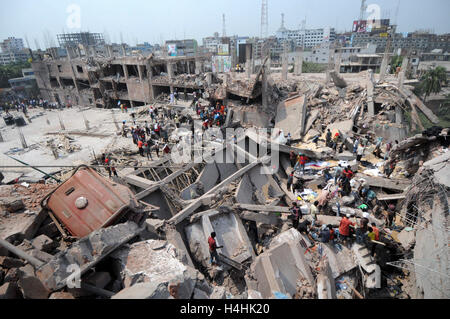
[1,0,449,50]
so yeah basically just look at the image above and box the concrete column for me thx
[187,61,191,74]
[334,50,342,73]
[138,65,144,81]
[167,63,174,80]
[106,45,114,58]
[294,51,303,76]
[195,60,201,74]
[379,52,389,82]
[367,69,375,116]
[262,67,268,111]
[395,106,403,124]
[123,64,129,80]
[245,45,252,79]
[281,54,288,81]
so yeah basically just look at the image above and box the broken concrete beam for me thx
[330,70,347,88]
[316,258,336,299]
[124,174,157,189]
[145,218,164,234]
[233,203,291,213]
[355,173,411,191]
[240,211,281,225]
[399,87,439,124]
[112,281,170,299]
[377,193,406,201]
[274,95,308,140]
[303,109,320,138]
[36,221,142,291]
[31,235,54,253]
[0,209,47,242]
[0,197,25,213]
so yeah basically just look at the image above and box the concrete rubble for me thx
[0,50,448,300]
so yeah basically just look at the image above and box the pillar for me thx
[123,64,129,80]
[395,106,403,124]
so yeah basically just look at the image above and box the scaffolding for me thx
[57,32,105,48]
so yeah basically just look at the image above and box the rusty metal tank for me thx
[42,165,141,238]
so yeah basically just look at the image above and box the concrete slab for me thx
[275,95,307,140]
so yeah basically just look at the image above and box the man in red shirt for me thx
[208,232,223,265]
[339,214,355,245]
[343,166,354,180]
[137,140,144,157]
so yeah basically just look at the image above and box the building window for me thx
[58,65,62,72]
[77,65,83,73]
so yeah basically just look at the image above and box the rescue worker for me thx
[208,232,223,265]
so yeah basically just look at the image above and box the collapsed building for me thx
[0,49,449,299]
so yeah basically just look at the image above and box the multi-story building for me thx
[31,49,211,108]
[276,27,336,49]
[0,50,30,65]
[165,39,198,57]
[349,27,450,54]
[0,37,25,53]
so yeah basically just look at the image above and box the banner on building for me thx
[212,56,232,73]
[167,44,177,57]
[217,44,229,56]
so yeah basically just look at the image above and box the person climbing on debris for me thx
[353,138,359,154]
[208,232,223,265]
[334,164,343,184]
[343,166,354,180]
[319,224,330,243]
[356,144,365,162]
[287,172,294,192]
[292,176,305,195]
[295,153,308,173]
[326,129,332,147]
[332,133,340,151]
[356,213,370,245]
[289,202,302,230]
[137,139,144,157]
[374,137,383,158]
[145,139,153,160]
[122,121,128,137]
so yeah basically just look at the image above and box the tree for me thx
[0,61,32,88]
[419,66,448,102]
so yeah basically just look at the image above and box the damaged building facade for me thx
[31,49,212,109]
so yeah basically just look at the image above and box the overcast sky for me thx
[1,0,450,49]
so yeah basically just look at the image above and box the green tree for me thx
[419,66,448,102]
[0,61,31,88]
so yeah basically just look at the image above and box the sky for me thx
[1,0,450,50]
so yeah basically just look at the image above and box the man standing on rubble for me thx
[353,138,359,154]
[326,129,332,147]
[208,232,223,265]
[339,214,354,245]
[295,153,308,173]
[287,172,294,192]
[334,164,343,184]
[290,202,302,229]
[137,139,144,157]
